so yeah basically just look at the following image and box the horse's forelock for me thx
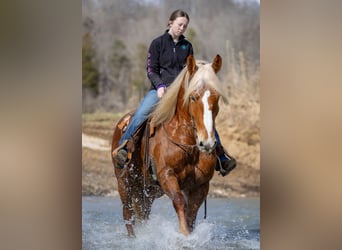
[183,63,228,106]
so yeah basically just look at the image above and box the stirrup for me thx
[216,153,237,177]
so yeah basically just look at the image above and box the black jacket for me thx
[147,31,193,89]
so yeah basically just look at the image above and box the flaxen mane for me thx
[150,60,228,127]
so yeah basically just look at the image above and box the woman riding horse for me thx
[112,54,233,236]
[112,9,236,176]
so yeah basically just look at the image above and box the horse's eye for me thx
[190,96,196,102]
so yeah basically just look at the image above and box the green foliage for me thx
[82,32,99,96]
[132,43,148,98]
[109,39,132,105]
[110,39,131,80]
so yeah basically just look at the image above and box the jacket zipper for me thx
[173,43,177,74]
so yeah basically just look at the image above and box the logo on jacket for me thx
[181,44,187,50]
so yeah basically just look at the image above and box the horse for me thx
[111,54,228,237]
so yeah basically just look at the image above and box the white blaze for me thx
[201,90,213,137]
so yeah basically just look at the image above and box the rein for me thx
[162,123,197,155]
[160,94,199,154]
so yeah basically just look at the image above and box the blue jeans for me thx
[119,90,159,145]
[215,130,222,145]
[119,89,224,149]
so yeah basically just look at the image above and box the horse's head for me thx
[185,55,227,153]
[150,54,228,153]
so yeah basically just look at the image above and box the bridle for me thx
[162,122,198,156]
[161,86,205,151]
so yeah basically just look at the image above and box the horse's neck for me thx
[165,86,196,142]
[175,85,192,125]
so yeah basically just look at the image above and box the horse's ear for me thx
[212,54,222,73]
[187,55,196,76]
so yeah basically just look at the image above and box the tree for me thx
[132,43,148,100]
[109,39,132,105]
[82,32,99,96]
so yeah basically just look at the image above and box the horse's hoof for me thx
[127,233,136,238]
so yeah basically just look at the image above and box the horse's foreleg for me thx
[186,183,210,232]
[160,171,190,236]
[173,191,190,235]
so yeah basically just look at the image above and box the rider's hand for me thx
[157,86,166,98]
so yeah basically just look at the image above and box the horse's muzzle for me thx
[197,139,216,153]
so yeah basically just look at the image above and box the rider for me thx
[112,9,236,176]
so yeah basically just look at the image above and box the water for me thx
[82,196,260,250]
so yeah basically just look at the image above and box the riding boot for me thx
[112,140,129,168]
[215,144,237,176]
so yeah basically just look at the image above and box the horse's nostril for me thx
[199,141,203,147]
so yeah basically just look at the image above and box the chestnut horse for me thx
[111,55,228,237]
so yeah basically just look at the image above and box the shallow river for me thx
[82,196,260,250]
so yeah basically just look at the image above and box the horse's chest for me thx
[165,148,199,169]
[174,155,215,187]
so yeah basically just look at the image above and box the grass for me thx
[82,112,123,141]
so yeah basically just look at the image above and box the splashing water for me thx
[82,196,260,250]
